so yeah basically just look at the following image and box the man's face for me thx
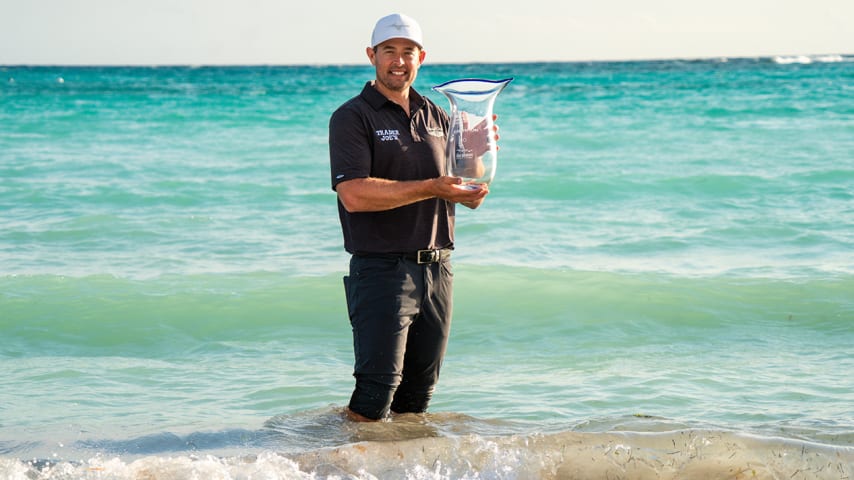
[367,38,426,94]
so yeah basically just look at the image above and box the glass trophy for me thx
[433,78,513,189]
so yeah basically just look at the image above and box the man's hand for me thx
[460,113,500,159]
[432,176,489,209]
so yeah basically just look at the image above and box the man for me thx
[328,13,494,421]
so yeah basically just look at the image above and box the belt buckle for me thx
[417,249,438,264]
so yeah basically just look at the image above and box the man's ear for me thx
[366,47,377,66]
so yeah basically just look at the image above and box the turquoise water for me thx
[1,57,853,478]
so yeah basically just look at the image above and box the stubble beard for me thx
[377,67,415,94]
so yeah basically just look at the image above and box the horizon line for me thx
[2,53,851,69]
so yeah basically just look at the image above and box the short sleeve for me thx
[329,105,371,191]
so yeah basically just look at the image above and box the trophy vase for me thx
[433,78,512,189]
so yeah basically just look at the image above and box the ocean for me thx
[1,55,853,479]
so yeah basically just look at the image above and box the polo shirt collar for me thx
[361,81,426,113]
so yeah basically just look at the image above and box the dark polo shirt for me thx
[329,82,454,255]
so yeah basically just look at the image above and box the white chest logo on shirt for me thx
[426,127,444,138]
[375,129,400,142]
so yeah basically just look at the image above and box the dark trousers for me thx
[343,253,453,420]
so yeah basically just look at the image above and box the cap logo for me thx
[371,13,423,48]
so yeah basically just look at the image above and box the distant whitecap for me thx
[773,54,844,65]
[773,55,812,64]
[813,54,844,63]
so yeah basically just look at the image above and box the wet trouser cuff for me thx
[348,376,397,420]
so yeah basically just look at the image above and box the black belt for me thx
[356,248,452,264]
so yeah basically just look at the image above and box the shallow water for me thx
[1,56,853,478]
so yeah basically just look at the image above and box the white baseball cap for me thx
[370,13,423,49]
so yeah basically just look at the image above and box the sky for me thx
[1,0,852,65]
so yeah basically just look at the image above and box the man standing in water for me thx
[329,13,493,421]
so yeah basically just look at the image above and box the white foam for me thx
[773,54,846,64]
[6,430,851,480]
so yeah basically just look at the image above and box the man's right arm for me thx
[336,176,488,213]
